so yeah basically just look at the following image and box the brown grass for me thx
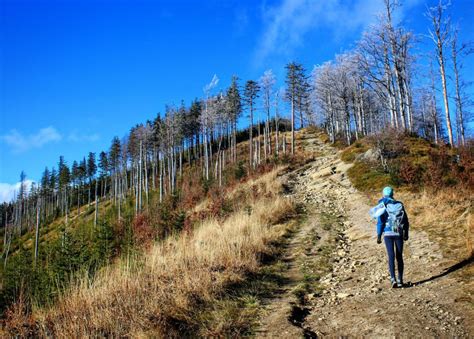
[397,189,473,262]
[29,168,294,337]
[366,188,472,269]
[340,139,370,163]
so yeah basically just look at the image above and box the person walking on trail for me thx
[375,186,409,288]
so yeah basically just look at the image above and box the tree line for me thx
[312,0,471,147]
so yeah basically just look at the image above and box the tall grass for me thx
[398,189,473,261]
[28,168,294,337]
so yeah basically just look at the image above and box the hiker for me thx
[375,186,409,288]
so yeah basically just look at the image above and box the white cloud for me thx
[1,126,62,153]
[255,0,422,65]
[0,180,34,203]
[0,127,100,153]
[67,132,100,142]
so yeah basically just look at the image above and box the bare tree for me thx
[259,70,276,160]
[34,198,40,266]
[451,26,472,146]
[226,76,242,163]
[202,75,219,180]
[244,80,260,168]
[285,62,306,154]
[427,0,454,145]
[273,87,284,154]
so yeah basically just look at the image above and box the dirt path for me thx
[256,131,472,338]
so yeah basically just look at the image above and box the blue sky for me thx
[1,0,473,202]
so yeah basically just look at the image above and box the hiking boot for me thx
[390,278,397,288]
[397,280,403,288]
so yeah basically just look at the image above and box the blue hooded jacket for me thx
[376,197,409,238]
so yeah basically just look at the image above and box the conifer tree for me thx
[98,151,109,198]
[285,62,306,154]
[244,80,260,169]
[226,76,242,162]
[87,152,97,205]
[259,70,276,159]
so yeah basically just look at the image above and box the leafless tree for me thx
[427,0,454,145]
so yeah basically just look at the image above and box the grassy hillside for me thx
[1,130,316,336]
[29,168,295,337]
[2,129,472,336]
[337,130,473,291]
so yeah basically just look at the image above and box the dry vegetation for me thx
[340,131,473,264]
[399,189,473,263]
[342,132,473,311]
[12,168,295,337]
[365,188,472,268]
[336,130,474,314]
[367,188,473,308]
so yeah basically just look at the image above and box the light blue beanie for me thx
[383,186,393,198]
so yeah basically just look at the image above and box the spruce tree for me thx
[243,80,260,169]
[285,62,306,154]
[87,152,97,205]
[226,76,242,162]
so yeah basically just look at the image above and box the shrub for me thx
[131,214,155,248]
[2,290,37,337]
[368,129,409,172]
[340,140,369,163]
[234,161,246,180]
[202,177,214,194]
[347,161,392,192]
[397,160,424,186]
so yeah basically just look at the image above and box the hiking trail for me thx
[256,131,472,337]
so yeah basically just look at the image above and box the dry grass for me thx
[397,189,473,262]
[394,188,473,315]
[31,168,294,337]
[367,187,472,263]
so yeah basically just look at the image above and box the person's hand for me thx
[377,235,382,244]
[403,233,409,241]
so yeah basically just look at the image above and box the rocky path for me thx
[256,131,472,338]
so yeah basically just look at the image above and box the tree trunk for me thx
[452,42,466,146]
[249,102,254,169]
[291,95,295,154]
[34,199,40,266]
[94,180,98,227]
[439,53,453,145]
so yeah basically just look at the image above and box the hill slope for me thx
[2,129,472,337]
[255,130,473,337]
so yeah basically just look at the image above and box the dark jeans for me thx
[384,236,404,282]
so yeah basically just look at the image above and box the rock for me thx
[337,292,352,299]
[358,148,379,162]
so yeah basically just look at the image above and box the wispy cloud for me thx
[1,126,62,153]
[233,7,250,36]
[254,0,422,65]
[67,132,100,142]
[0,127,101,153]
[0,180,34,203]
